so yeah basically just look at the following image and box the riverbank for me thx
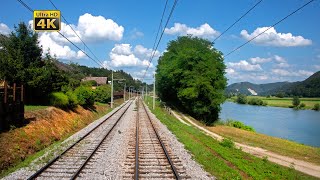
[229,96,320,110]
[0,100,122,178]
[144,97,318,179]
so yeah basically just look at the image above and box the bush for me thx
[313,103,320,111]
[248,98,264,106]
[66,91,78,107]
[292,96,300,107]
[219,138,234,148]
[226,119,255,132]
[275,92,285,98]
[74,86,95,106]
[94,85,111,103]
[299,103,306,109]
[50,92,69,108]
[236,94,247,104]
[81,80,97,87]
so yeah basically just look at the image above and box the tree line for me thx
[0,22,147,107]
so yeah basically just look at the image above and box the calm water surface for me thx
[220,102,320,147]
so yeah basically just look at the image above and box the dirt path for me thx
[171,110,320,178]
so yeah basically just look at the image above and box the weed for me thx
[220,138,235,148]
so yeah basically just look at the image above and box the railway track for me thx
[124,98,189,179]
[28,100,133,180]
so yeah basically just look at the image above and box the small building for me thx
[81,77,108,86]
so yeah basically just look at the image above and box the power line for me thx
[151,0,169,52]
[48,0,104,66]
[213,0,263,43]
[224,0,315,58]
[15,0,104,67]
[142,0,179,81]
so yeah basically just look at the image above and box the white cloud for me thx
[227,60,262,71]
[77,13,124,42]
[274,55,286,63]
[314,65,320,70]
[165,23,220,38]
[0,23,10,35]
[275,62,290,68]
[241,27,312,47]
[272,69,313,77]
[250,57,272,64]
[39,32,86,60]
[105,44,157,68]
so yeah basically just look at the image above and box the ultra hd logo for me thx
[33,10,61,32]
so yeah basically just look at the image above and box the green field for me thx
[24,105,49,112]
[230,96,320,109]
[144,96,317,179]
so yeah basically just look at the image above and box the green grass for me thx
[0,139,63,178]
[145,96,318,179]
[230,96,320,109]
[24,105,49,112]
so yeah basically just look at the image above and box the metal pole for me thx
[111,71,114,108]
[153,75,155,110]
[145,84,147,102]
[123,83,126,102]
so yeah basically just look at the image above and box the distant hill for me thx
[226,71,320,97]
[226,81,290,95]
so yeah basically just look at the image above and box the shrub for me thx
[66,91,78,107]
[275,92,285,98]
[292,96,300,107]
[299,103,306,109]
[313,103,320,111]
[262,101,268,106]
[248,98,264,106]
[236,94,247,104]
[94,85,111,103]
[219,138,235,148]
[226,119,255,132]
[74,86,95,106]
[266,95,271,98]
[81,80,97,87]
[50,92,69,108]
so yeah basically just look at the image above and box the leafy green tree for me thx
[292,96,300,107]
[313,103,320,111]
[94,85,111,103]
[236,94,247,104]
[156,36,227,124]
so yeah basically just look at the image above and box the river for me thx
[220,102,320,147]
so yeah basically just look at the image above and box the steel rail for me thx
[134,100,139,180]
[27,100,131,180]
[71,100,133,179]
[140,99,180,180]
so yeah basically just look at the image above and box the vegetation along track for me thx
[27,100,133,180]
[123,98,189,179]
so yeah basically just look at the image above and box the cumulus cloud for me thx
[250,57,272,64]
[39,32,86,60]
[0,23,10,35]
[105,44,159,68]
[227,60,262,71]
[271,69,313,77]
[165,23,220,38]
[240,27,312,47]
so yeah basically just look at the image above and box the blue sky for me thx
[1,0,319,84]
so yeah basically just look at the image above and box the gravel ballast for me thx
[2,99,214,179]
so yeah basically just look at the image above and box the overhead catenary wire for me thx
[142,0,179,81]
[213,0,263,43]
[224,0,315,58]
[15,0,104,68]
[48,0,104,66]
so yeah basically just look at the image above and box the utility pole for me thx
[111,71,114,108]
[145,83,147,102]
[153,74,155,110]
[123,83,126,102]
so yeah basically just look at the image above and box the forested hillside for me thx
[226,71,320,97]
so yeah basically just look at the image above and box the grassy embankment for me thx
[229,96,320,109]
[182,114,320,166]
[144,96,318,179]
[0,99,123,178]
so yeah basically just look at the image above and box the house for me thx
[81,77,108,86]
